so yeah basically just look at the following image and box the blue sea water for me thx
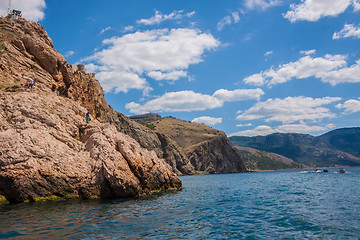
[1,167,360,239]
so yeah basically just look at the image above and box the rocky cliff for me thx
[140,116,247,174]
[0,16,181,202]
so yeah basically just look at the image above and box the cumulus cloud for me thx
[136,10,196,25]
[236,96,342,123]
[336,99,360,114]
[126,88,264,114]
[217,12,241,31]
[126,91,223,114]
[333,24,360,39]
[212,88,264,101]
[244,54,360,86]
[147,70,188,81]
[192,116,223,126]
[283,0,358,22]
[0,0,45,21]
[229,123,335,137]
[229,125,275,137]
[245,0,282,10]
[96,71,148,93]
[319,60,360,86]
[83,28,219,93]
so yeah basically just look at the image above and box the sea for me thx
[1,167,360,239]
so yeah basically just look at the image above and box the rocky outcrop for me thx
[0,17,181,202]
[140,116,246,174]
[0,92,180,203]
[186,136,246,174]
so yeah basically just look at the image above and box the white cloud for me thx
[83,28,219,93]
[136,10,196,25]
[236,96,342,123]
[229,123,335,137]
[264,51,273,56]
[336,99,360,114]
[126,91,223,114]
[192,116,223,126]
[64,50,75,58]
[96,71,148,93]
[229,125,275,137]
[236,123,253,127]
[245,0,282,10]
[147,70,188,81]
[283,0,357,22]
[217,12,241,31]
[0,0,45,21]
[212,88,264,101]
[300,49,316,55]
[333,24,360,39]
[354,0,360,11]
[123,25,134,33]
[276,122,335,133]
[244,54,360,86]
[100,26,112,35]
[319,60,360,86]
[126,88,263,114]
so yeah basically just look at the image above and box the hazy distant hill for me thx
[235,146,303,171]
[229,127,360,167]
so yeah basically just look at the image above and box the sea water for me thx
[1,167,360,239]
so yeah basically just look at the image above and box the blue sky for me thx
[1,0,360,136]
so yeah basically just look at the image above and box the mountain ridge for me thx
[230,127,360,167]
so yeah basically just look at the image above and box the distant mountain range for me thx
[234,146,303,171]
[230,127,360,167]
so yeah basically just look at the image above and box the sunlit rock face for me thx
[0,17,181,203]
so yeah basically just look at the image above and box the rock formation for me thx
[0,16,181,203]
[137,116,247,174]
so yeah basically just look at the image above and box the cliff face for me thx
[0,17,181,202]
[143,117,246,174]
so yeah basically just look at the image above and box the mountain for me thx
[132,115,247,174]
[229,128,360,167]
[234,146,303,171]
[0,16,182,202]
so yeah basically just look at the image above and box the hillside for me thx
[230,128,360,167]
[132,116,247,174]
[0,16,182,202]
[235,146,303,171]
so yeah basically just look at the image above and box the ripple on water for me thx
[1,168,360,239]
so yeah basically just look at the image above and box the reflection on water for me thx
[1,167,360,239]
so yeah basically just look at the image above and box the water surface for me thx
[1,167,360,239]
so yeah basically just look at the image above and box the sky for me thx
[1,0,360,137]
